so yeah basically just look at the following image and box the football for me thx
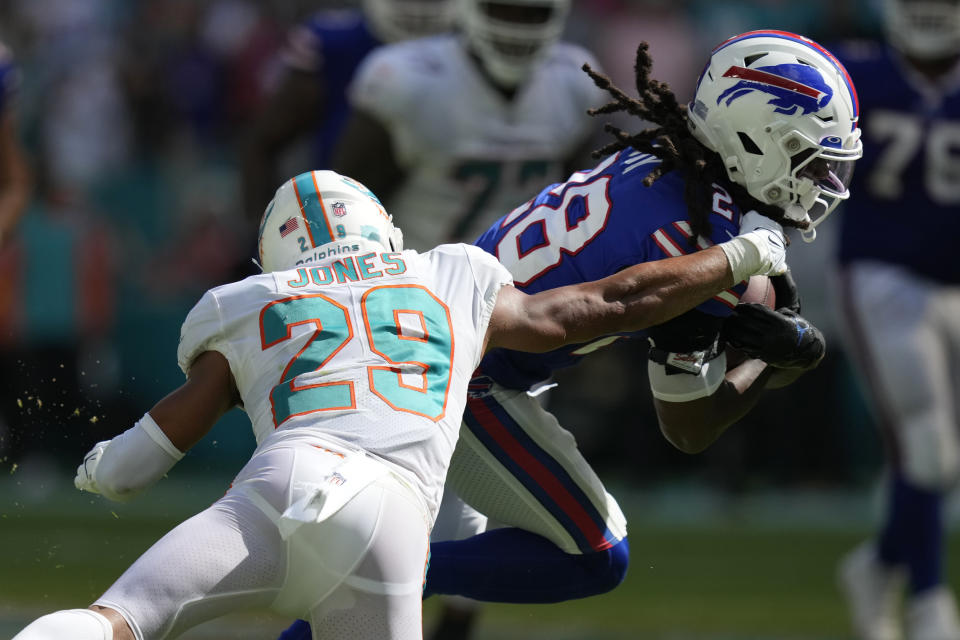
[725,275,775,368]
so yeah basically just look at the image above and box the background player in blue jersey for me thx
[0,40,30,248]
[241,0,454,224]
[278,30,859,639]
[835,2,960,639]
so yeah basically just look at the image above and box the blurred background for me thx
[0,0,946,638]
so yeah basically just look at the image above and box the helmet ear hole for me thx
[737,132,763,155]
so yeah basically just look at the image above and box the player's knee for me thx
[583,537,629,595]
[900,417,960,489]
[13,608,115,640]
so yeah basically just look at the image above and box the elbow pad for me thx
[94,414,184,502]
[647,309,725,402]
[648,350,727,402]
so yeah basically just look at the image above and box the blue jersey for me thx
[283,10,381,167]
[474,149,748,390]
[834,41,960,283]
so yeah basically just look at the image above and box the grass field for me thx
[2,469,957,640]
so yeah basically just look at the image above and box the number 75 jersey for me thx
[176,245,512,517]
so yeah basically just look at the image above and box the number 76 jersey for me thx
[176,245,512,518]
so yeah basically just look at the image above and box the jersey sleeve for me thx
[347,43,420,124]
[177,289,233,376]
[463,243,514,337]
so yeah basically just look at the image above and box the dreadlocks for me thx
[582,42,805,244]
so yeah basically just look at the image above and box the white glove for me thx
[75,440,111,494]
[719,210,788,282]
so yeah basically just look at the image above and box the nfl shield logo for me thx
[332,201,347,217]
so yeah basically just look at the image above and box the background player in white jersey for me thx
[333,0,604,251]
[241,0,455,224]
[834,2,960,638]
[11,168,790,640]
[0,40,30,248]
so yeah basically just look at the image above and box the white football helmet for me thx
[458,0,570,87]
[688,30,862,241]
[363,0,456,43]
[884,0,960,59]
[258,170,404,273]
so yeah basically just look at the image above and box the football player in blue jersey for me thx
[241,0,454,223]
[834,2,960,639]
[277,30,858,640]
[0,41,30,248]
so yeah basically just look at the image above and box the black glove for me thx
[769,269,801,314]
[722,304,825,369]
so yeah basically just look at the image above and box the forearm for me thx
[544,246,735,343]
[75,351,238,501]
[655,357,773,453]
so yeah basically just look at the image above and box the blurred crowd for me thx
[0,0,886,486]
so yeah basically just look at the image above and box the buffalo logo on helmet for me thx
[717,63,833,116]
[332,201,347,217]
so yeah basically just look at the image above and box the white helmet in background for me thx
[688,30,862,241]
[258,170,404,273]
[459,0,571,87]
[884,0,960,59]
[363,0,456,43]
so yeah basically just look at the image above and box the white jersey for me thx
[177,245,512,518]
[349,34,605,250]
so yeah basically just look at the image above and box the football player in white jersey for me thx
[333,0,604,252]
[12,169,790,640]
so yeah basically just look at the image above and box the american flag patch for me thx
[279,217,299,238]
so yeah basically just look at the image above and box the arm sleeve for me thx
[93,413,184,503]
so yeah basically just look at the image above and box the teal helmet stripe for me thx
[292,171,335,248]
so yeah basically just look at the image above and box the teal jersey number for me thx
[362,285,454,420]
[260,293,355,426]
[260,285,454,427]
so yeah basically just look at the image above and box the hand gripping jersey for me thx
[283,10,382,168]
[475,149,749,390]
[834,41,960,283]
[348,34,605,250]
[177,245,511,519]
